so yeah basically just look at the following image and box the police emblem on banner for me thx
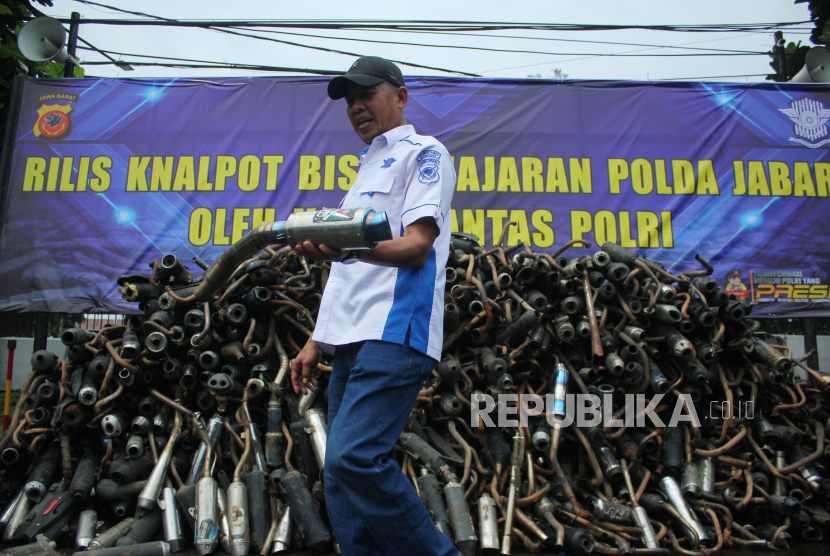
[779,97,830,148]
[33,92,78,144]
[417,149,441,184]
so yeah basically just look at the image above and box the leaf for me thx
[35,62,63,78]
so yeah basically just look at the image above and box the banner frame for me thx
[0,75,24,245]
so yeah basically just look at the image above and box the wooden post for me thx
[774,31,788,82]
[4,340,16,430]
[63,12,81,78]
[803,318,820,372]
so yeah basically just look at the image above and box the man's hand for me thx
[295,241,342,263]
[291,338,323,395]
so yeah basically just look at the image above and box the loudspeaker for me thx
[791,46,830,83]
[17,16,78,65]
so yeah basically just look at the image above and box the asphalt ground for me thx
[6,542,824,556]
[159,543,823,556]
[6,536,824,556]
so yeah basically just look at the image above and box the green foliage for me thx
[785,41,810,78]
[0,0,84,139]
[796,0,830,45]
[766,41,810,81]
[526,68,569,79]
[0,390,21,405]
[47,313,86,337]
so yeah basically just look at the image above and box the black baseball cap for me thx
[328,56,405,100]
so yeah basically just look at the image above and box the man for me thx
[290,57,460,556]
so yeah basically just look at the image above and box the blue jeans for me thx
[324,339,461,556]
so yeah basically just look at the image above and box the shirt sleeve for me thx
[401,144,456,229]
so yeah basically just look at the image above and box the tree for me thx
[796,0,830,45]
[0,0,84,139]
[526,68,569,80]
[767,40,810,81]
[47,313,86,337]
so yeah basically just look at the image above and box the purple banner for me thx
[2,76,830,315]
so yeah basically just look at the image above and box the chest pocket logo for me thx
[417,150,441,184]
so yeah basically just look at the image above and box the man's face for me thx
[729,276,741,285]
[344,81,406,144]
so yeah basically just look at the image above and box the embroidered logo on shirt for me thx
[381,157,396,168]
[417,150,441,184]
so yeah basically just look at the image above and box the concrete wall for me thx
[0,338,66,391]
[783,334,830,380]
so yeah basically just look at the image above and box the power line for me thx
[44,5,812,34]
[231,27,768,57]
[76,46,344,75]
[70,0,161,20]
[49,18,811,33]
[77,37,133,70]
[195,26,478,75]
[69,0,809,53]
[240,27,776,54]
[71,52,776,82]
[367,27,807,50]
[62,1,477,77]
[61,0,807,80]
[657,73,769,81]
[479,32,785,74]
[73,38,774,84]
[80,61,344,74]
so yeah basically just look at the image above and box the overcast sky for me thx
[36,0,813,82]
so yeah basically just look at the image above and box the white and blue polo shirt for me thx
[312,124,456,361]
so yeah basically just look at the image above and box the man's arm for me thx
[295,216,439,269]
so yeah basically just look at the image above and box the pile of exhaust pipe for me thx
[0,209,394,556]
[409,229,830,555]
[0,212,828,556]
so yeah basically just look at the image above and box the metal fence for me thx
[0,313,129,338]
[80,314,127,330]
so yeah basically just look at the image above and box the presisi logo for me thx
[749,270,830,302]
[780,97,830,148]
[33,92,78,144]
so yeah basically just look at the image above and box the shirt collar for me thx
[372,124,415,148]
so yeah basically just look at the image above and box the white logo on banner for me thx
[780,98,830,148]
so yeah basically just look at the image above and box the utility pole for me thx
[774,31,788,82]
[32,12,81,354]
[802,318,820,375]
[33,314,47,352]
[63,12,81,78]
